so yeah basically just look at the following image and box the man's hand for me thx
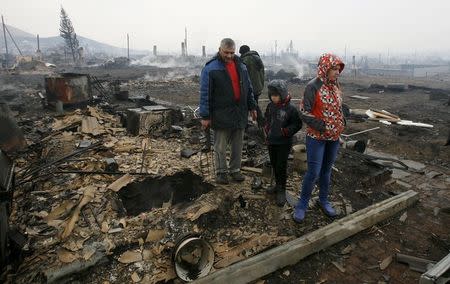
[250,110,257,121]
[201,119,211,130]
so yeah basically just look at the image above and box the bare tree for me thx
[59,7,79,63]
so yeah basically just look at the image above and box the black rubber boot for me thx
[216,173,229,184]
[276,187,286,207]
[266,184,278,195]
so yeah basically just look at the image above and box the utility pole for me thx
[5,25,22,55]
[184,27,188,56]
[352,55,356,77]
[344,45,347,63]
[2,15,9,68]
[387,48,390,65]
[274,40,277,64]
[127,33,130,60]
[36,34,42,60]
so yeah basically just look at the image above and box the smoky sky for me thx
[2,0,450,56]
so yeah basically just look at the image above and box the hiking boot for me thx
[276,188,286,207]
[317,200,337,217]
[230,172,245,182]
[216,173,229,185]
[266,184,278,195]
[293,206,306,223]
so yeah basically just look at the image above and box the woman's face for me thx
[327,65,341,81]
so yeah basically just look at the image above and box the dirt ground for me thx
[1,66,449,283]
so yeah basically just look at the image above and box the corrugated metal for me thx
[0,103,26,152]
[0,150,14,193]
[45,73,91,104]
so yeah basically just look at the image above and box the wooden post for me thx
[274,40,277,64]
[1,15,8,67]
[193,190,419,284]
[184,27,188,56]
[5,25,22,55]
[352,55,356,77]
[127,33,129,60]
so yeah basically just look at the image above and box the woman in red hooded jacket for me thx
[293,53,345,223]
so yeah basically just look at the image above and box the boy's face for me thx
[270,94,281,103]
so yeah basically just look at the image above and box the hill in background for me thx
[0,24,146,57]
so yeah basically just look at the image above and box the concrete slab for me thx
[365,148,399,160]
[431,182,449,190]
[425,171,442,179]
[142,105,169,111]
[401,160,426,171]
[396,180,413,189]
[391,169,411,179]
[417,183,431,190]
[363,168,393,186]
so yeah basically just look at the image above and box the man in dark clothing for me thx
[239,45,265,103]
[199,38,257,184]
[239,45,265,127]
[264,80,302,206]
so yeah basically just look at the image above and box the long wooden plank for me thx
[193,190,418,284]
[241,166,263,174]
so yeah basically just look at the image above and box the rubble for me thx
[126,105,173,135]
[420,252,450,284]
[0,68,449,283]
[193,190,418,284]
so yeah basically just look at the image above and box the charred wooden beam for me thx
[193,190,419,284]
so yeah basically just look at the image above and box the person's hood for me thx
[267,79,290,103]
[241,50,260,58]
[317,53,345,84]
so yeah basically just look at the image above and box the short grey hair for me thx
[220,38,235,49]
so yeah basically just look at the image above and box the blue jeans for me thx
[214,128,245,174]
[296,136,340,209]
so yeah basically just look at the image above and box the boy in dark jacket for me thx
[264,80,302,206]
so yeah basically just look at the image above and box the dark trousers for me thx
[268,143,292,188]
